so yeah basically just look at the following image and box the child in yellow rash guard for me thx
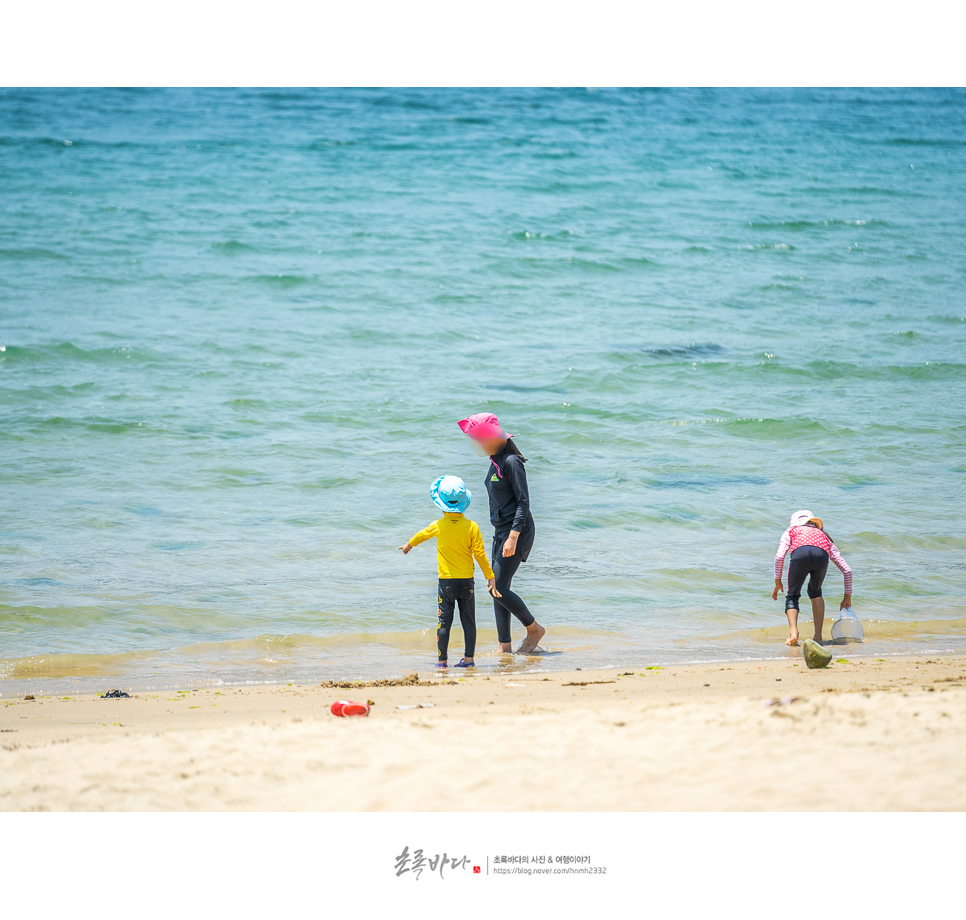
[399,475,500,669]
[408,514,495,580]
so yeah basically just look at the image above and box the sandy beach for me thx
[1,653,964,811]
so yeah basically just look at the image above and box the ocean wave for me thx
[803,360,966,381]
[642,343,724,358]
[206,239,254,254]
[508,229,581,243]
[27,416,151,434]
[0,247,70,260]
[834,186,924,198]
[244,273,313,287]
[484,383,568,394]
[886,137,966,147]
[0,136,144,149]
[0,342,161,365]
[745,218,889,231]
[648,476,772,491]
[738,359,966,383]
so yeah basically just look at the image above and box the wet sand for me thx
[2,653,965,811]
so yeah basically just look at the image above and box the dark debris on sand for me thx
[319,672,453,689]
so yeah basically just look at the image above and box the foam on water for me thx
[1,88,965,692]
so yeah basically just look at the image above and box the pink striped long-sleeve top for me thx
[774,525,852,594]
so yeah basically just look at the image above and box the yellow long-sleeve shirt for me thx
[409,513,495,580]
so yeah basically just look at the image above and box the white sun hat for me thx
[790,510,814,527]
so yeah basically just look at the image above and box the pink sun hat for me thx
[457,412,511,441]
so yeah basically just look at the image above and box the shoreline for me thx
[3,652,965,811]
[4,619,966,697]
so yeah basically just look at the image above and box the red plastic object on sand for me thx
[330,699,370,717]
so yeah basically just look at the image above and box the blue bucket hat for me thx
[431,475,471,514]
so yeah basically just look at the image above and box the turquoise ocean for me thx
[1,88,965,694]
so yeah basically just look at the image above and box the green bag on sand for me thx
[802,639,832,669]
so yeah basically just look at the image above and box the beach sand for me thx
[2,654,964,811]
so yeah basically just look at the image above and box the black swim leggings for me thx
[491,529,536,644]
[785,545,830,612]
[437,578,476,661]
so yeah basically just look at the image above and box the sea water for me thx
[1,88,965,693]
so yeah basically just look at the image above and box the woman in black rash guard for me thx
[457,413,546,654]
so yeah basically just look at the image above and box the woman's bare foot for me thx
[499,641,513,653]
[516,623,546,654]
[786,633,799,647]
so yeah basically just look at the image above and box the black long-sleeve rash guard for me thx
[484,447,532,535]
